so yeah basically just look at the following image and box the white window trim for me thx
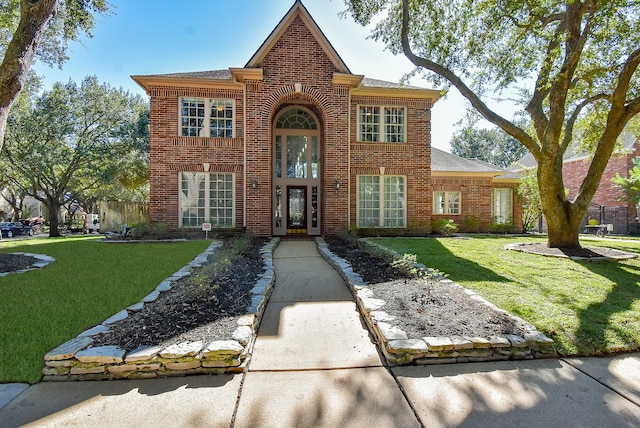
[356,175,407,228]
[179,97,235,138]
[178,172,236,228]
[357,104,407,143]
[433,191,461,215]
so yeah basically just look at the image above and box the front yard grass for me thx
[0,236,211,384]
[373,235,640,357]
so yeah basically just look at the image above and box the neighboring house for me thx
[511,132,639,233]
[132,1,521,237]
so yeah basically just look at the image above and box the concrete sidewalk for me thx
[1,240,639,427]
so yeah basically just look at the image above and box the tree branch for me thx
[400,0,539,157]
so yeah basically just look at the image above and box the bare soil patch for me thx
[324,236,530,338]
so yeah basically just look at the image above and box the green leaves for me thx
[2,76,149,219]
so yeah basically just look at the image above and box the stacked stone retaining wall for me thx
[42,238,279,381]
[316,238,557,365]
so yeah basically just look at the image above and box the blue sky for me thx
[33,0,476,151]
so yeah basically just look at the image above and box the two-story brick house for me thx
[132,1,521,237]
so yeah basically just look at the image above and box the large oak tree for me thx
[2,76,149,237]
[0,0,110,151]
[345,0,640,248]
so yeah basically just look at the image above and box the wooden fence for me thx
[98,201,149,233]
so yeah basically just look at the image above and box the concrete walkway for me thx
[1,240,639,427]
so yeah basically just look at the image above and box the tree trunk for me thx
[0,0,58,151]
[537,152,587,248]
[47,200,62,238]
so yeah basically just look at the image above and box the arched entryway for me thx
[273,106,321,236]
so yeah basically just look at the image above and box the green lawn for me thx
[372,235,640,357]
[0,236,211,383]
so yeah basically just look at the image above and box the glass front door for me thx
[287,186,307,232]
[273,106,321,236]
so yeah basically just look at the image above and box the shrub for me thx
[463,215,481,232]
[489,220,516,234]
[431,218,459,237]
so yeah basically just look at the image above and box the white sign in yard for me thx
[202,223,212,231]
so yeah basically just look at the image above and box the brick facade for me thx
[135,2,521,237]
[562,142,639,221]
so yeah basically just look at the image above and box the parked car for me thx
[0,221,34,238]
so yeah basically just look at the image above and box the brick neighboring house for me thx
[512,132,639,233]
[132,1,521,237]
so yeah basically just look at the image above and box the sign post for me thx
[202,222,212,239]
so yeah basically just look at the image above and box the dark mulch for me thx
[0,253,37,273]
[324,236,529,339]
[91,239,266,352]
[511,242,636,259]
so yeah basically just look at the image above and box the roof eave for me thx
[130,75,243,93]
[352,85,442,101]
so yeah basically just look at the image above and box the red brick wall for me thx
[350,96,433,231]
[430,177,522,232]
[145,14,439,236]
[148,88,245,228]
[563,147,637,208]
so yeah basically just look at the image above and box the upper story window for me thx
[180,98,233,137]
[358,105,406,143]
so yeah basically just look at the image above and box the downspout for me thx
[242,82,247,230]
[347,88,352,228]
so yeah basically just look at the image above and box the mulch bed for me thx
[324,236,530,339]
[0,253,37,273]
[90,239,267,352]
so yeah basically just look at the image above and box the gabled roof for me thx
[245,0,350,73]
[431,148,519,181]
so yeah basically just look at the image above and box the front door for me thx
[273,107,321,236]
[287,186,306,233]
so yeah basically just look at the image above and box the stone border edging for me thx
[0,253,55,277]
[316,237,557,366]
[504,242,638,261]
[42,238,279,381]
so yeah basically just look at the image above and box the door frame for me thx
[272,106,321,236]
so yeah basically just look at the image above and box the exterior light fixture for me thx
[335,179,341,190]
[252,179,258,188]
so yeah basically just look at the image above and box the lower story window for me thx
[180,172,234,227]
[493,188,513,224]
[358,175,405,227]
[433,191,460,215]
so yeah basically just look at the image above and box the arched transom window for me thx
[275,108,318,129]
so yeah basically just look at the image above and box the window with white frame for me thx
[433,191,461,215]
[180,172,234,227]
[358,105,406,142]
[492,188,513,224]
[180,98,233,137]
[358,175,405,227]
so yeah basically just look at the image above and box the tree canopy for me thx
[450,121,528,168]
[344,0,640,247]
[0,0,111,151]
[2,76,149,236]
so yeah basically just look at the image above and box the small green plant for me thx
[185,233,254,302]
[431,218,459,237]
[463,215,481,232]
[391,253,448,283]
[489,219,516,234]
